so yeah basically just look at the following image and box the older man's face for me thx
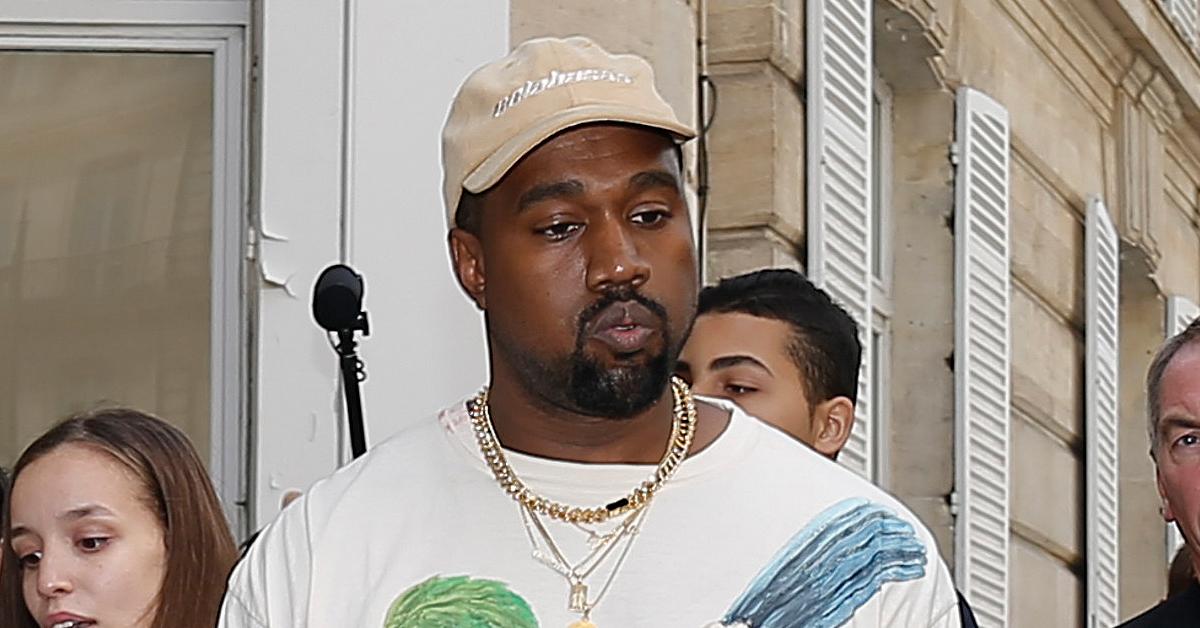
[1156,342,1200,549]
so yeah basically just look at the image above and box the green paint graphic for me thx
[383,575,540,628]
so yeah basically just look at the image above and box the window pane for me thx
[0,51,214,468]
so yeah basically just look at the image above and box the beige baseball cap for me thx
[441,36,696,228]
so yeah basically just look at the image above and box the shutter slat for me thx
[807,0,874,480]
[1086,197,1121,628]
[955,87,1011,628]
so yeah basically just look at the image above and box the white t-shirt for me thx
[220,398,960,627]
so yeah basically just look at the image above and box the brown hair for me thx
[1,408,238,628]
[1147,316,1200,456]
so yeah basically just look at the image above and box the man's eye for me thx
[78,537,110,553]
[631,208,669,226]
[725,384,757,395]
[18,551,42,569]
[537,222,581,240]
[1176,434,1200,448]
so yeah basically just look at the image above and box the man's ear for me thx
[449,227,486,310]
[1158,466,1177,522]
[810,396,855,459]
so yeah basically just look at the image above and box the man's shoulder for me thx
[1118,585,1200,627]
[731,402,916,513]
[298,400,477,514]
[706,403,960,626]
[714,401,947,562]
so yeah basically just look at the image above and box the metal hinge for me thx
[949,142,960,166]
[246,226,258,261]
[948,490,960,516]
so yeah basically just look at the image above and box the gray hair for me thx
[1148,315,1200,456]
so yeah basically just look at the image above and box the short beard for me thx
[565,341,671,418]
[500,289,680,419]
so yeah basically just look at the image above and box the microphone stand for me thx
[336,328,368,459]
[334,312,369,459]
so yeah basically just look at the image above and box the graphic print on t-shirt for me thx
[710,498,928,628]
[381,499,925,628]
[383,575,538,627]
[384,499,926,624]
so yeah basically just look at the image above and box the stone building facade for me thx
[514,0,1200,625]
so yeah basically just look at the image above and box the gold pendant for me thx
[568,581,588,613]
[568,621,597,628]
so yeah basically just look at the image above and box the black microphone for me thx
[312,264,370,459]
[313,264,369,334]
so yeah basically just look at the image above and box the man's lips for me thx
[585,301,662,354]
[593,323,656,353]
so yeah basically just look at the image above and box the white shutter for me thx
[1086,197,1120,628]
[806,0,874,479]
[953,86,1011,628]
[1165,295,1200,563]
[1160,0,1200,47]
[1166,295,1200,338]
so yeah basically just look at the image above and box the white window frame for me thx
[0,5,251,536]
[870,70,894,488]
[871,72,894,294]
[870,313,892,488]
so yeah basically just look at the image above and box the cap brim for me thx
[462,103,697,195]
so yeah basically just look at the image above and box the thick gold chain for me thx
[466,375,697,524]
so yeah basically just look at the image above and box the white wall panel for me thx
[253,2,506,527]
[347,2,503,446]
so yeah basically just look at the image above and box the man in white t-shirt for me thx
[219,36,961,628]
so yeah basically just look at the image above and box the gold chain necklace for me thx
[466,375,697,524]
[519,502,651,627]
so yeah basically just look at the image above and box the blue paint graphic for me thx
[720,497,927,627]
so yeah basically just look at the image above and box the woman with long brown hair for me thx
[1,408,237,628]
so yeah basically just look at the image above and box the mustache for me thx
[575,287,669,339]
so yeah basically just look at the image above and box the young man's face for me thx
[677,311,852,456]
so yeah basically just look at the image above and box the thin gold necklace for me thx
[466,375,697,524]
[519,501,651,628]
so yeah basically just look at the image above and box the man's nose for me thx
[585,217,650,292]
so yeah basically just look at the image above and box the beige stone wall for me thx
[885,86,957,564]
[704,0,806,279]
[938,0,1200,621]
[1118,247,1169,612]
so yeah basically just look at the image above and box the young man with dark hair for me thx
[679,268,981,627]
[677,268,859,458]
